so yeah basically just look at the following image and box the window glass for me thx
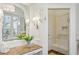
[2,14,25,41]
[2,15,11,40]
[12,16,18,36]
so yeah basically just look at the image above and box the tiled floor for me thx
[48,50,64,55]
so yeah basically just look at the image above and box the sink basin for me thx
[6,40,27,48]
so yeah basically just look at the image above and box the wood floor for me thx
[48,50,64,55]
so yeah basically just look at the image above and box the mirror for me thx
[2,4,29,41]
[2,14,26,41]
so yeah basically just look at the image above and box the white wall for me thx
[69,4,77,54]
[28,4,48,54]
[29,5,43,46]
[76,4,79,40]
[29,5,48,55]
[0,9,3,41]
[75,4,79,54]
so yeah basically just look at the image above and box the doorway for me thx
[48,8,69,55]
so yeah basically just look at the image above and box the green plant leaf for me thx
[16,33,34,42]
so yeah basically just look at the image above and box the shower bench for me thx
[0,44,42,55]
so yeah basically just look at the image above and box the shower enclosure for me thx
[48,9,69,55]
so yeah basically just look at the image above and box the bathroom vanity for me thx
[0,44,42,55]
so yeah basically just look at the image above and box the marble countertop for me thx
[0,44,42,55]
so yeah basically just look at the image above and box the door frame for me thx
[44,4,77,55]
[48,8,70,54]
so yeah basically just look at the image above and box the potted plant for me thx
[16,33,34,47]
